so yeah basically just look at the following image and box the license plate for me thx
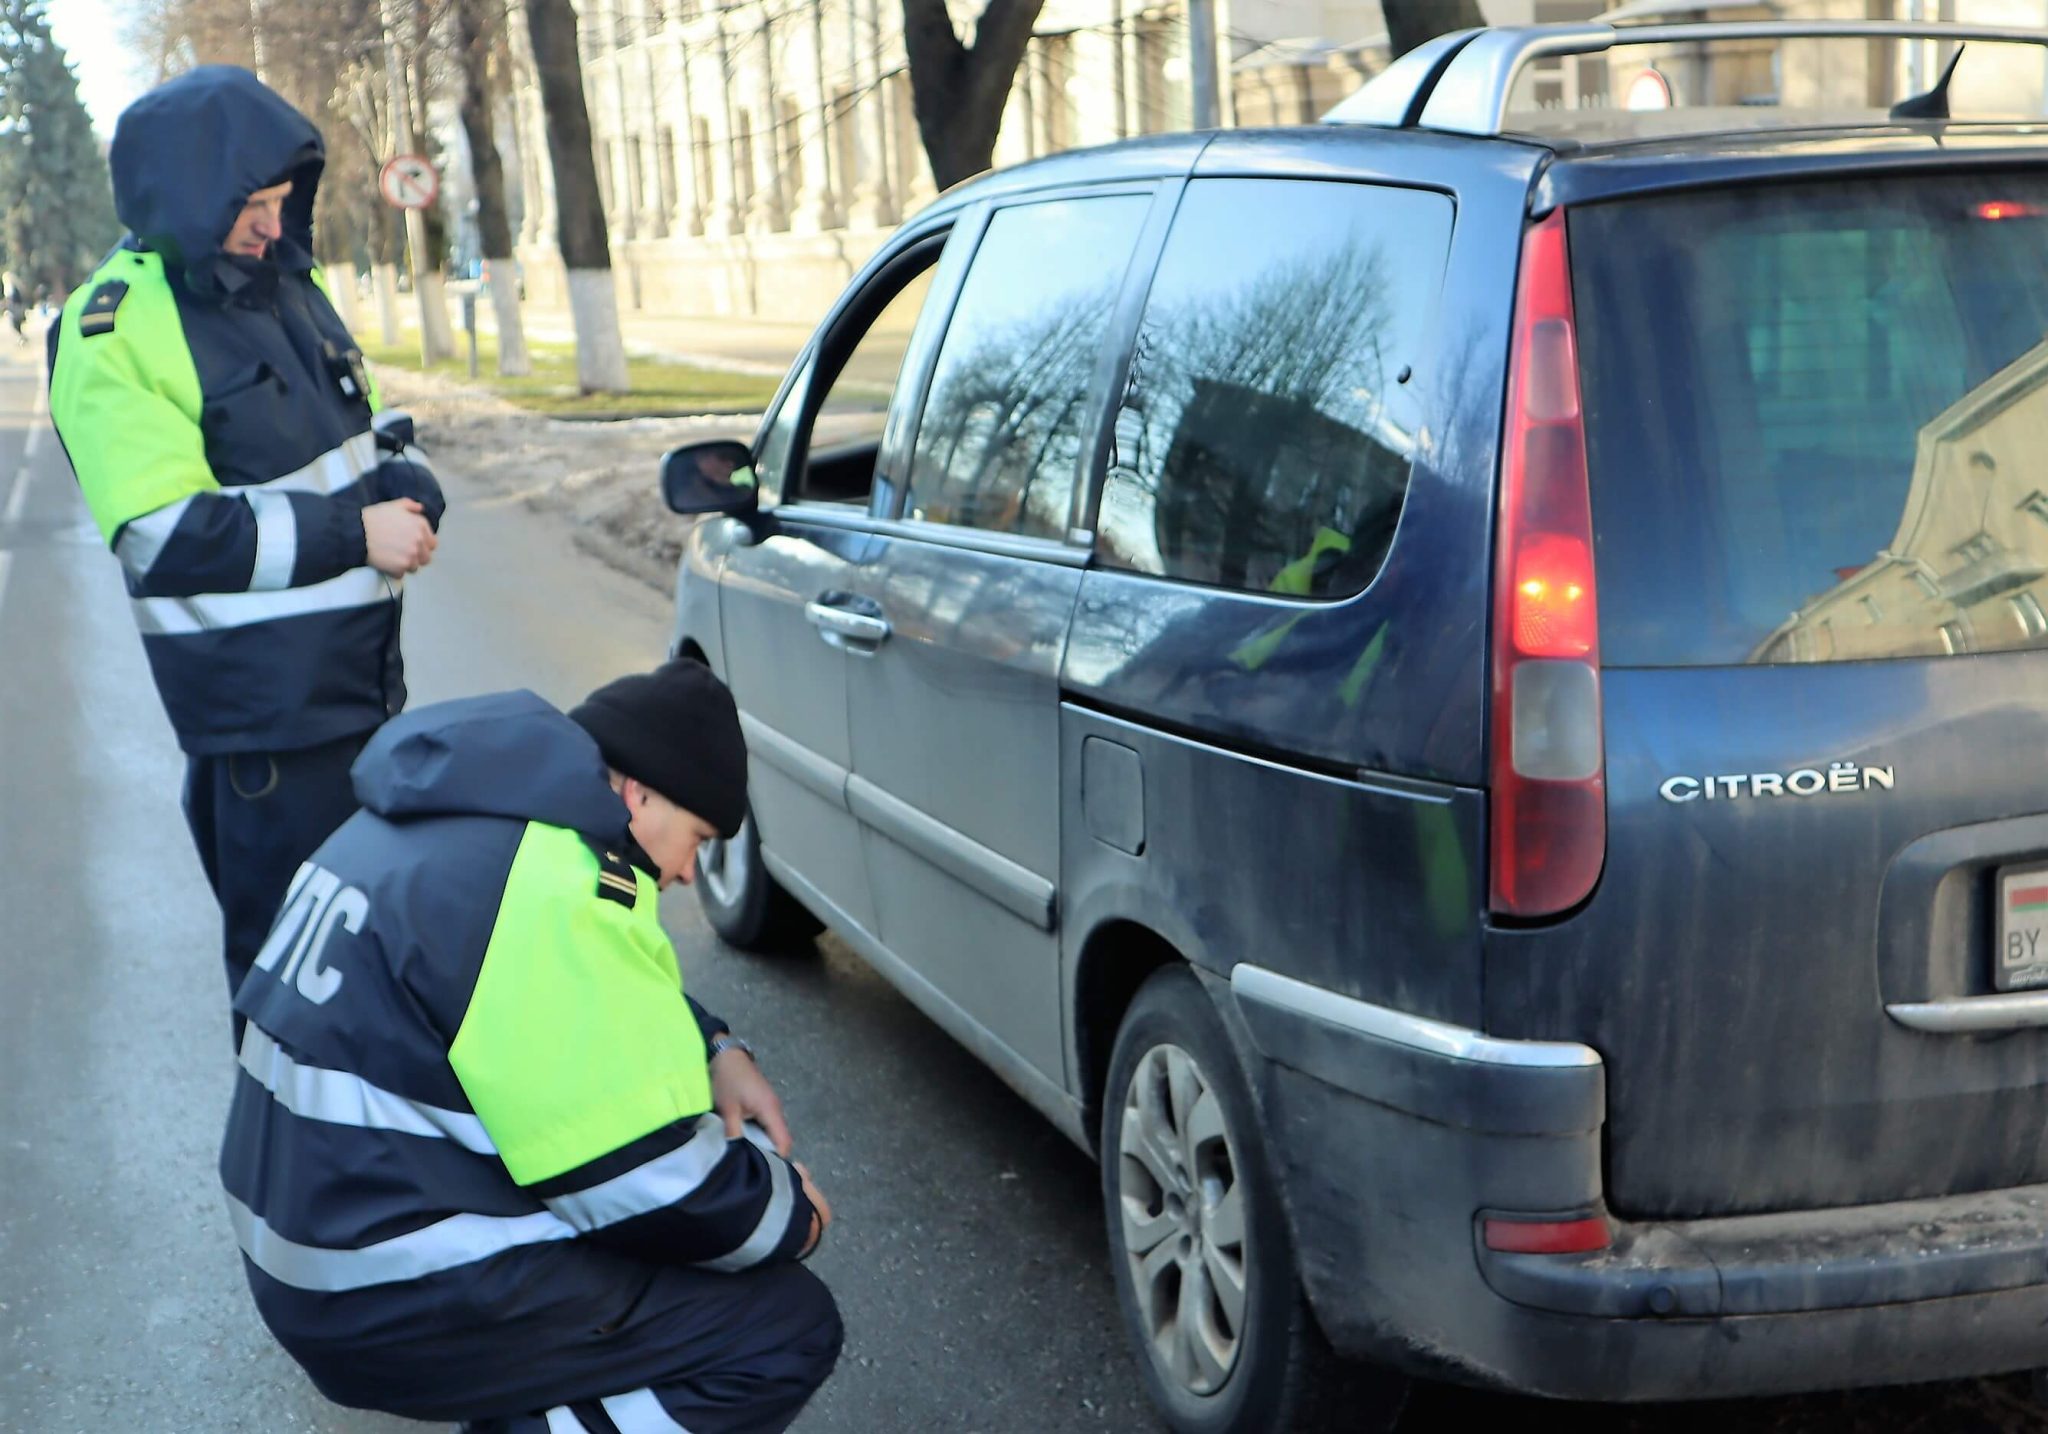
[1995,864,2048,991]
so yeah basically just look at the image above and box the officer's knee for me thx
[781,1265,843,1393]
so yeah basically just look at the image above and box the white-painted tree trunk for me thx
[416,269,458,364]
[488,272,531,377]
[566,268,629,393]
[373,263,402,346]
[326,270,361,333]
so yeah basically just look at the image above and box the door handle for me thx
[805,599,892,650]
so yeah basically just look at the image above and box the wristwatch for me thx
[708,1033,756,1063]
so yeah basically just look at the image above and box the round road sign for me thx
[379,155,441,210]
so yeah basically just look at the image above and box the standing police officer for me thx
[221,661,841,1432]
[50,67,443,1003]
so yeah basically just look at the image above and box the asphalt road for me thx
[3,338,2046,1434]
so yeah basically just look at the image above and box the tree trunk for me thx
[1381,0,1487,59]
[374,261,403,344]
[457,0,529,376]
[901,0,1046,191]
[522,0,626,393]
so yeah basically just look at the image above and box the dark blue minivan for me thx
[663,19,2048,1430]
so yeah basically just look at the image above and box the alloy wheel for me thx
[698,818,748,909]
[1116,1042,1249,1398]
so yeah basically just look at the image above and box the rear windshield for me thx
[1573,173,2048,667]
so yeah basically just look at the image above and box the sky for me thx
[48,0,152,138]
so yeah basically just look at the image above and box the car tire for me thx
[1102,967,1408,1434]
[694,809,823,952]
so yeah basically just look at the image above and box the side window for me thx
[756,254,939,506]
[906,195,1151,539]
[1097,179,1454,597]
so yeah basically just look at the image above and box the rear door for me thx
[1489,170,2048,1217]
[837,188,1164,1086]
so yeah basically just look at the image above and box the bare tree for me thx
[520,0,626,392]
[900,0,1044,190]
[1382,0,1486,58]
[453,0,528,374]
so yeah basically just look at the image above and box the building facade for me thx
[499,1,2044,324]
[500,1,1602,321]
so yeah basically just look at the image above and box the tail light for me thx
[1491,209,1606,918]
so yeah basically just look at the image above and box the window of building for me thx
[659,127,679,216]
[692,117,715,215]
[1037,35,1076,154]
[597,140,616,215]
[733,114,756,208]
[906,195,1151,539]
[627,136,645,213]
[1940,619,1972,654]
[778,97,806,194]
[1096,179,1453,596]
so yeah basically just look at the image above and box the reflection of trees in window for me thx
[907,197,1148,539]
[909,293,1109,539]
[1102,242,1416,595]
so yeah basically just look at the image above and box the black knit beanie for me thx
[568,660,748,838]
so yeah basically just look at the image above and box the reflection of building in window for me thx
[1143,378,1407,593]
[1753,337,2048,662]
[2013,590,2048,639]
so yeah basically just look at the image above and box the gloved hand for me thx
[371,455,445,532]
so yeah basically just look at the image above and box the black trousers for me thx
[453,1263,842,1434]
[282,1256,842,1434]
[181,730,370,1005]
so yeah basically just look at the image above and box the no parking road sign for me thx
[379,155,440,210]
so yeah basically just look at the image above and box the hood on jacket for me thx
[110,66,323,276]
[353,690,631,842]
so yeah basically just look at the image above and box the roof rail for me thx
[1322,20,2048,136]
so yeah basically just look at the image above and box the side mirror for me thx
[661,440,761,516]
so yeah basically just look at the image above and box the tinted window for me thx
[1097,179,1452,596]
[906,195,1151,538]
[1576,175,2048,666]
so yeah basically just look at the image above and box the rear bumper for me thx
[1228,964,2048,1401]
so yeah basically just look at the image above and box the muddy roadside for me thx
[381,365,760,596]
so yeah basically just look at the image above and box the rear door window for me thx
[1096,178,1453,596]
[1574,174,2048,665]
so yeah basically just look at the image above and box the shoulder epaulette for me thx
[77,279,128,338]
[581,834,639,909]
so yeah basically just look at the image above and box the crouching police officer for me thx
[49,66,443,1006]
[219,660,842,1433]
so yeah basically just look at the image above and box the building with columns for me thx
[499,0,1531,322]
[503,1,2048,325]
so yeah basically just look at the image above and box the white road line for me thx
[0,351,52,610]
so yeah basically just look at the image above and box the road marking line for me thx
[0,351,52,610]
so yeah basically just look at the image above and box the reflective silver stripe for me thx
[1230,963,1602,1069]
[704,1128,795,1272]
[247,430,379,497]
[237,1024,496,1155]
[543,1407,589,1433]
[543,1115,730,1233]
[601,1389,692,1434]
[225,1193,576,1293]
[113,496,194,582]
[245,490,299,590]
[133,565,394,636]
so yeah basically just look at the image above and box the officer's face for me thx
[622,778,722,889]
[225,180,293,258]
